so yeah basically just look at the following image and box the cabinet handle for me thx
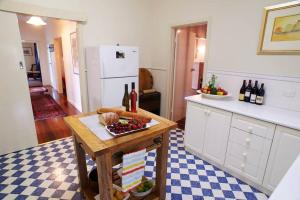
[248,126,253,133]
[245,138,251,144]
[206,110,211,116]
[241,163,245,170]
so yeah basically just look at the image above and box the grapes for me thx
[107,119,147,135]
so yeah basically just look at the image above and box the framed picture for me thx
[23,47,33,56]
[257,1,300,55]
[70,32,79,74]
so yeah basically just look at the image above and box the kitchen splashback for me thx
[206,70,300,112]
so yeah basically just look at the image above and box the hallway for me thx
[32,87,80,144]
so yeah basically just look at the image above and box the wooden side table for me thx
[64,109,176,200]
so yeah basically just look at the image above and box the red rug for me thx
[31,94,67,121]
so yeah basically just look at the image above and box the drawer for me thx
[226,141,263,167]
[229,128,268,151]
[225,154,264,184]
[231,114,275,139]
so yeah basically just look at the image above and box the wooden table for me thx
[64,109,177,200]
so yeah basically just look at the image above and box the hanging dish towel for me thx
[121,148,146,192]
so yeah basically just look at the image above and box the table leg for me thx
[73,135,88,198]
[155,132,169,200]
[96,152,113,200]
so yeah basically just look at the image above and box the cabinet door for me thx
[263,126,300,191]
[203,108,232,165]
[184,102,207,154]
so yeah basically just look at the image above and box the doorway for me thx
[171,23,208,130]
[17,14,81,144]
[22,41,43,87]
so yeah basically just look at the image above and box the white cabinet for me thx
[184,98,300,194]
[202,107,232,165]
[184,102,207,153]
[225,114,275,184]
[263,126,300,191]
[184,102,232,166]
[225,128,272,184]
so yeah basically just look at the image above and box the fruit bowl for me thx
[198,74,230,99]
[131,178,155,198]
[201,92,231,99]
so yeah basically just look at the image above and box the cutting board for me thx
[139,68,153,92]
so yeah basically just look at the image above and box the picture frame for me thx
[257,1,300,55]
[70,32,79,74]
[23,47,33,56]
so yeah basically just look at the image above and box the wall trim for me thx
[145,67,167,71]
[208,69,300,83]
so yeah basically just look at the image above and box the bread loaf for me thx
[99,112,119,125]
[97,108,123,115]
[97,107,152,123]
[119,111,152,123]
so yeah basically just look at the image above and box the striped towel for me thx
[121,148,146,192]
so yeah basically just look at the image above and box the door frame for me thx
[0,1,89,112]
[167,19,211,120]
[21,39,44,83]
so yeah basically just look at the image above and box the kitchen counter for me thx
[185,95,300,131]
[269,154,300,200]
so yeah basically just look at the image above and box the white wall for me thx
[45,19,82,111]
[5,0,300,117]
[148,0,300,116]
[18,18,51,85]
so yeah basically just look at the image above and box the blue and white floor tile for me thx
[0,129,268,200]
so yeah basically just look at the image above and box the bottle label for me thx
[256,96,264,104]
[250,94,256,102]
[239,94,245,101]
[245,91,250,97]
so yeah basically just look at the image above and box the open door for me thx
[0,11,37,155]
[54,37,64,94]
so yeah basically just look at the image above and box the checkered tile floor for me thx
[0,129,268,200]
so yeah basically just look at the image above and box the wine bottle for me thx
[256,83,265,105]
[130,82,137,113]
[122,84,130,111]
[239,80,246,101]
[244,80,252,102]
[250,80,258,104]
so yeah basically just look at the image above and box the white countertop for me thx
[185,95,300,131]
[269,154,300,200]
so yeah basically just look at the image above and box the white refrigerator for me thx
[86,45,139,111]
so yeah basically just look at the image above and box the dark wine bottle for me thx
[239,80,246,101]
[256,83,265,105]
[244,80,252,102]
[250,80,258,104]
[122,84,130,111]
[130,82,137,113]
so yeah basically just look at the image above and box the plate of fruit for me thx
[198,75,231,99]
[106,118,149,137]
[131,177,155,198]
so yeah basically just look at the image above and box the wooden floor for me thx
[34,87,80,144]
[176,117,186,130]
